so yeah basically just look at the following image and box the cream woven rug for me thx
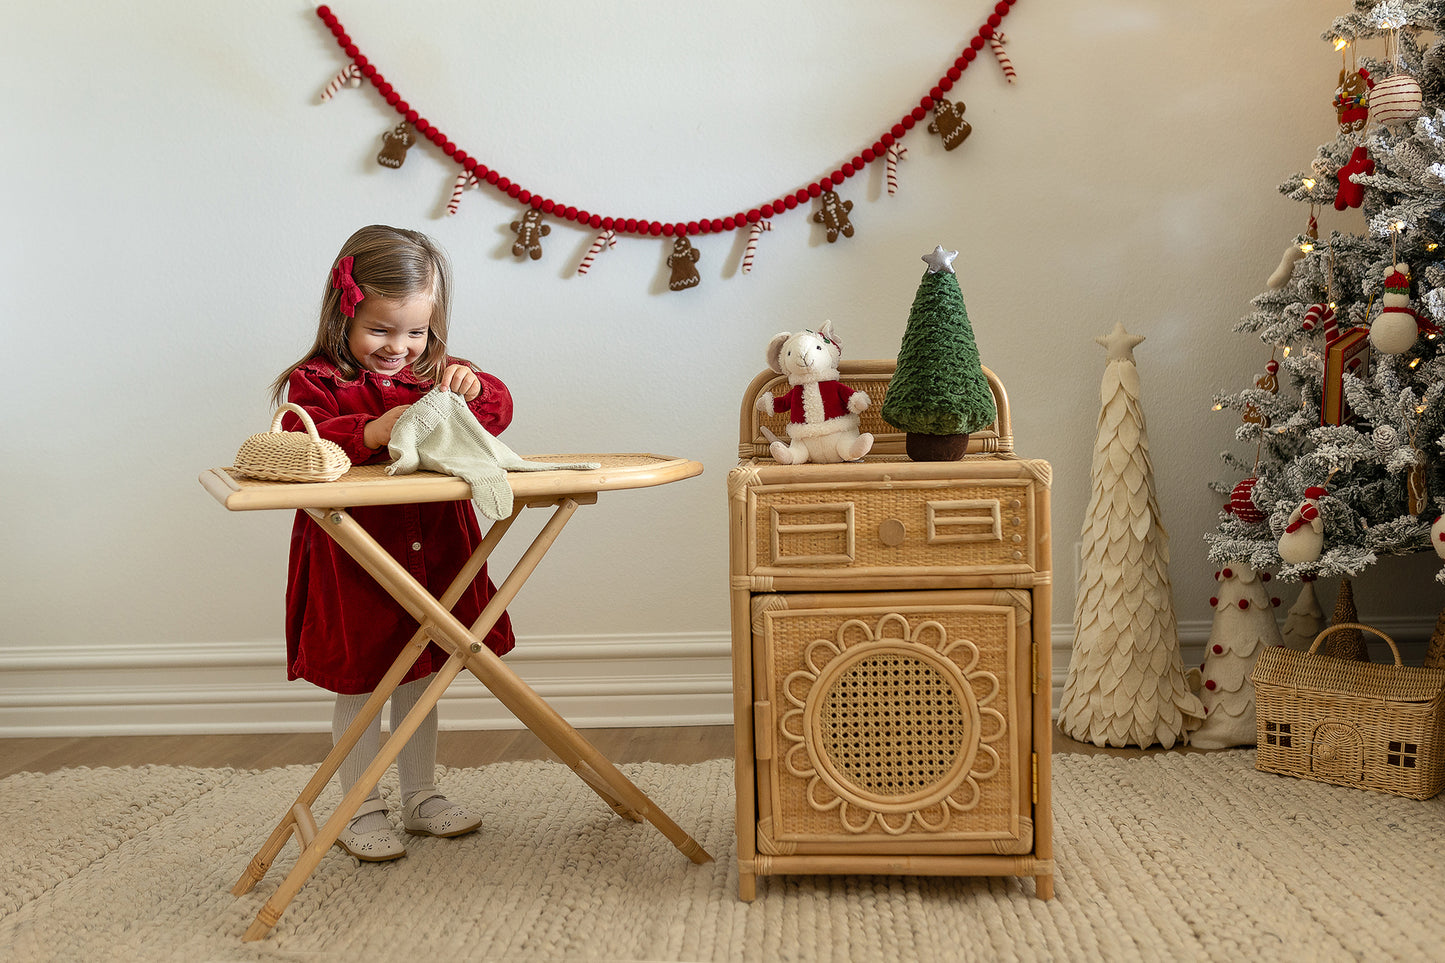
[2,751,1441,962]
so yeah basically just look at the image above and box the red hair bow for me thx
[330,256,365,318]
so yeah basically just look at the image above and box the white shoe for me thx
[401,790,483,838]
[335,797,406,862]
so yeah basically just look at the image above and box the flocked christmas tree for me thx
[881,245,997,461]
[1209,2,1445,606]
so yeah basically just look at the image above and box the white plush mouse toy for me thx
[755,320,874,464]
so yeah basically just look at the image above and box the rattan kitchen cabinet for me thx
[727,360,1055,900]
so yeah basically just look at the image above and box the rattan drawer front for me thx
[750,590,1033,855]
[747,478,1039,581]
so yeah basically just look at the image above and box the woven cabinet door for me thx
[750,590,1034,856]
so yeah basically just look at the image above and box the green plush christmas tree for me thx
[881,245,998,460]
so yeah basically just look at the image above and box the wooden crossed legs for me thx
[231,495,713,941]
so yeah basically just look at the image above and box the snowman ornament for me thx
[1370,264,1419,354]
[1278,486,1327,564]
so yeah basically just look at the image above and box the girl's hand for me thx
[438,363,482,402]
[364,404,410,450]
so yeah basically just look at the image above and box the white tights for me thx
[331,673,439,830]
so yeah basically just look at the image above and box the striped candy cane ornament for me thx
[576,230,618,275]
[990,33,1016,84]
[445,171,480,216]
[319,63,362,103]
[742,221,773,275]
[885,145,908,195]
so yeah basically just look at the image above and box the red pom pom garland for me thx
[312,2,1021,270]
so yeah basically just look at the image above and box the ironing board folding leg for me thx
[239,497,712,942]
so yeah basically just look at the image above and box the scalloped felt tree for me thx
[880,245,997,461]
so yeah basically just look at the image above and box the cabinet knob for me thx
[878,518,907,546]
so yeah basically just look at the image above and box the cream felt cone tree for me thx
[1058,323,1204,749]
[1191,562,1281,749]
[1279,578,1324,650]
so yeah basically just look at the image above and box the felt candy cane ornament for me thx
[445,171,480,216]
[319,63,361,103]
[742,221,772,275]
[576,230,617,276]
[885,145,907,196]
[989,32,1016,84]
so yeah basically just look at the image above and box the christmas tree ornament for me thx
[666,235,701,291]
[1267,211,1319,288]
[509,208,550,260]
[1333,145,1374,210]
[1371,424,1400,457]
[319,62,361,103]
[1227,476,1266,523]
[812,191,855,243]
[1431,514,1445,559]
[1333,66,1372,133]
[1278,485,1327,564]
[741,220,772,275]
[1301,301,1335,332]
[1408,456,1429,514]
[988,32,1016,84]
[376,122,415,169]
[1369,263,1419,354]
[1280,577,1325,650]
[1191,562,1279,749]
[575,229,617,276]
[1321,322,1370,425]
[1369,71,1424,126]
[880,246,996,461]
[927,98,972,150]
[1057,318,1203,749]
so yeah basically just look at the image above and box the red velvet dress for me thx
[281,357,516,694]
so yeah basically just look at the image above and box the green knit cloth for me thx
[387,388,599,520]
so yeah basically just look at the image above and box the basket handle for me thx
[1306,622,1402,667]
[270,403,322,440]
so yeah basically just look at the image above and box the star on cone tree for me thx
[1058,324,1204,748]
[880,245,997,460]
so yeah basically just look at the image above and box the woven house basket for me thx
[1251,622,1445,800]
[232,403,350,483]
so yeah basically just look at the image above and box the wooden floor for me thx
[0,725,1162,780]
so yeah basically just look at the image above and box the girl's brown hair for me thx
[270,225,454,405]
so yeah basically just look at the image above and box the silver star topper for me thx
[922,245,959,274]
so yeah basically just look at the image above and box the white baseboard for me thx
[0,633,734,737]
[2,617,1432,737]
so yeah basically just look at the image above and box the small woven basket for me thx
[232,403,350,483]
[1252,622,1445,800]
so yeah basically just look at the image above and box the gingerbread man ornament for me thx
[927,99,972,151]
[510,208,551,260]
[666,236,701,291]
[377,123,415,169]
[812,191,855,243]
[1334,145,1374,210]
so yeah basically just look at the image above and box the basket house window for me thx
[1387,741,1419,769]
[1264,721,1293,748]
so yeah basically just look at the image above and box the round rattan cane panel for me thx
[814,647,973,804]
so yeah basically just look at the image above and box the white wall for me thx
[3,0,1435,735]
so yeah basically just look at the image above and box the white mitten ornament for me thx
[1278,486,1326,564]
[1370,264,1419,354]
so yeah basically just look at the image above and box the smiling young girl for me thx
[269,224,513,861]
